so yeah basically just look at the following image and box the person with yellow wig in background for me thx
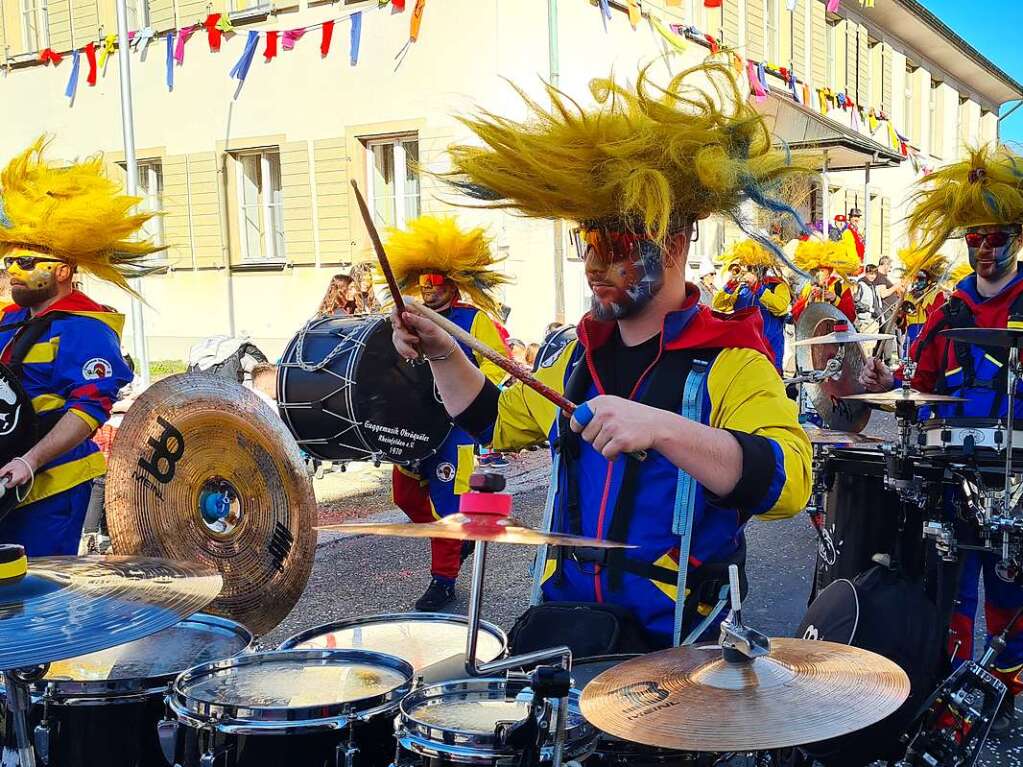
[894,245,948,355]
[712,239,791,373]
[791,239,860,323]
[391,61,812,651]
[0,139,154,555]
[383,215,510,611]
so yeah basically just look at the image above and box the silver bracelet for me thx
[424,342,459,362]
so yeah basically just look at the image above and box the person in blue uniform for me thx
[0,139,157,555]
[383,215,510,610]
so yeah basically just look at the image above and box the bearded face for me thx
[4,250,67,308]
[582,229,669,321]
[965,225,1022,282]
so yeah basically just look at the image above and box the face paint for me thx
[911,272,929,296]
[419,277,457,311]
[966,225,1022,281]
[5,249,64,307]
[581,228,666,321]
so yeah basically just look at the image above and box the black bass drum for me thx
[277,314,452,465]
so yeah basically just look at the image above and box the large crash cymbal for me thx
[0,550,221,670]
[579,639,909,752]
[842,389,967,408]
[941,327,1023,349]
[317,513,634,548]
[106,374,316,635]
[793,330,895,347]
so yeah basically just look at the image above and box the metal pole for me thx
[115,0,151,389]
[863,162,871,256]
[548,0,565,324]
[821,151,830,238]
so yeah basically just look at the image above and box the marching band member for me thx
[791,239,859,323]
[841,207,866,264]
[712,240,791,374]
[0,140,148,555]
[894,246,948,354]
[860,145,1023,735]
[384,215,510,611]
[392,62,812,649]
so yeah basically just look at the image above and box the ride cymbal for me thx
[579,639,909,752]
[106,374,316,635]
[316,513,634,548]
[842,389,967,408]
[0,552,221,670]
[941,327,1023,349]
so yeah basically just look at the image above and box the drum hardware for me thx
[719,565,770,662]
[923,521,959,562]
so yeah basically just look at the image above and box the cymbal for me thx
[0,553,221,670]
[579,638,909,752]
[793,330,895,347]
[803,426,884,445]
[106,374,317,635]
[842,389,967,408]
[941,327,1023,348]
[316,513,634,548]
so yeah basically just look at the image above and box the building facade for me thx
[0,0,1019,360]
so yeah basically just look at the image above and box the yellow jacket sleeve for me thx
[469,312,510,386]
[706,348,812,520]
[758,281,791,317]
[712,287,739,313]
[489,340,577,451]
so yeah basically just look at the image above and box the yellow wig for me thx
[949,261,973,287]
[721,239,775,268]
[898,245,947,281]
[383,215,509,317]
[0,139,162,297]
[442,61,810,249]
[794,239,860,277]
[908,144,1023,260]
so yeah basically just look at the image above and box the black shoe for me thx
[460,541,476,564]
[989,693,1017,739]
[414,578,456,611]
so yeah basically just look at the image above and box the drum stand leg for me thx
[2,670,43,767]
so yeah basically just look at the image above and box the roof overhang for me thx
[757,92,905,172]
[851,0,1023,107]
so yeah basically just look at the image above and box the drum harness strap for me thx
[536,342,735,645]
[0,311,74,437]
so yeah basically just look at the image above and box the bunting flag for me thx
[868,110,879,132]
[827,0,840,10]
[409,0,426,41]
[39,48,62,65]
[205,14,223,52]
[802,82,811,105]
[598,0,611,32]
[704,34,719,54]
[704,0,722,7]
[230,30,259,81]
[97,34,117,69]
[264,30,279,61]
[85,40,98,86]
[626,0,641,28]
[282,28,306,50]
[64,49,80,98]
[652,17,686,52]
[321,20,334,56]
[756,62,770,94]
[350,11,362,64]
[748,60,768,103]
[133,26,155,55]
[174,26,196,65]
[787,0,797,9]
[216,15,236,34]
[392,0,405,9]
[789,71,802,103]
[666,0,681,5]
[165,32,174,90]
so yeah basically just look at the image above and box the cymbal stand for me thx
[460,474,572,767]
[2,665,47,767]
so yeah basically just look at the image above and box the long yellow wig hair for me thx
[949,261,973,288]
[0,139,163,297]
[794,239,860,277]
[383,215,509,317]
[908,144,1023,260]
[898,245,947,281]
[721,239,775,269]
[442,61,810,251]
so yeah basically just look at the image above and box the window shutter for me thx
[70,0,97,48]
[810,0,826,86]
[280,141,315,266]
[792,0,806,80]
[187,152,226,270]
[47,0,72,52]
[723,0,740,48]
[313,137,351,265]
[161,154,194,270]
[746,0,764,63]
[148,0,175,32]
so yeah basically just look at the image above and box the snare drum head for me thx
[278,315,452,464]
[281,614,506,672]
[43,614,252,688]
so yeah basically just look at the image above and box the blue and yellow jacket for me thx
[712,277,790,372]
[461,287,811,644]
[0,291,132,505]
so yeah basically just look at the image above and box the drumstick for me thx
[350,180,406,314]
[405,299,648,462]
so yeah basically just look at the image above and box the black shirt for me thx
[592,328,662,398]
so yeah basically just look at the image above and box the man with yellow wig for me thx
[860,145,1023,735]
[383,215,510,611]
[894,246,948,355]
[712,239,791,373]
[791,239,860,323]
[392,62,812,649]
[0,140,154,555]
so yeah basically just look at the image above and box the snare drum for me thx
[395,678,595,766]
[277,314,453,465]
[918,418,1023,460]
[1,614,251,767]
[164,649,414,767]
[278,613,507,683]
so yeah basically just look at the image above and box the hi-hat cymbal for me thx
[106,374,317,635]
[793,330,895,347]
[316,513,634,548]
[842,389,967,408]
[0,553,221,670]
[579,639,909,752]
[803,426,884,446]
[941,327,1023,348]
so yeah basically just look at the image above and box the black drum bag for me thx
[508,602,653,658]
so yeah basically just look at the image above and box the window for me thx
[764,0,778,62]
[234,149,285,263]
[825,20,838,87]
[365,135,420,230]
[904,63,917,141]
[21,0,49,53]
[119,160,164,249]
[126,0,151,30]
[929,80,944,159]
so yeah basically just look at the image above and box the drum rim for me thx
[29,614,253,701]
[396,676,594,759]
[276,611,509,662]
[169,648,414,732]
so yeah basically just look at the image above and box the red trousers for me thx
[392,466,463,580]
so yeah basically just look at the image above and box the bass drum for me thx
[278,314,452,465]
